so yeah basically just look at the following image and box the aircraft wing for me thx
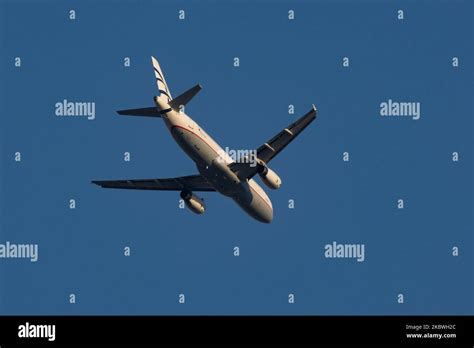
[230,104,317,179]
[257,104,317,163]
[92,174,215,191]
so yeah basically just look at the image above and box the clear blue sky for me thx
[0,0,472,314]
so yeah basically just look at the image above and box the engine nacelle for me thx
[258,166,282,190]
[180,190,206,214]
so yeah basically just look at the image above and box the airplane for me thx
[92,56,317,223]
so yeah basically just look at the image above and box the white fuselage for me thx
[159,105,273,223]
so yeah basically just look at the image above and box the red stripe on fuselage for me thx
[170,125,219,155]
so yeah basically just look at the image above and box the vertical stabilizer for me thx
[151,56,172,102]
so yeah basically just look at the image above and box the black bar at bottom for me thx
[0,316,472,345]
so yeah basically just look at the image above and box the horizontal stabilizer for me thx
[169,84,202,110]
[117,107,162,117]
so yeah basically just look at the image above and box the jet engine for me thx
[180,190,206,214]
[258,165,282,190]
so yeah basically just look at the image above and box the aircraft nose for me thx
[259,207,273,223]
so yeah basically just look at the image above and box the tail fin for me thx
[151,56,172,102]
[117,57,202,117]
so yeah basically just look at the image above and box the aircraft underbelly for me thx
[170,126,216,165]
[199,165,273,222]
[169,121,273,223]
